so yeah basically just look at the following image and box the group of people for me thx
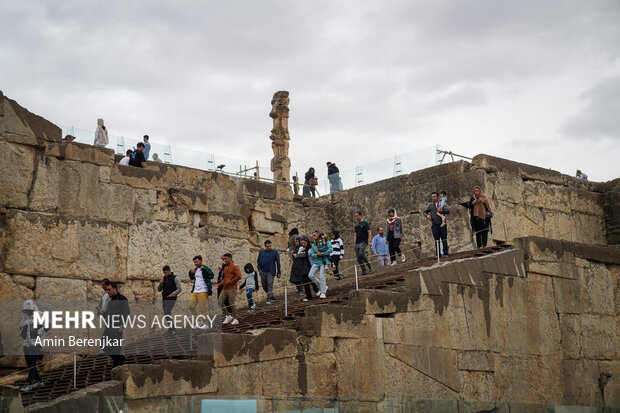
[298,161,344,197]
[118,135,163,167]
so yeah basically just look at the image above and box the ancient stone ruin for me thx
[0,90,619,411]
[269,90,291,183]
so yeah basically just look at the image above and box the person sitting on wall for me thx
[119,150,132,166]
[128,143,147,168]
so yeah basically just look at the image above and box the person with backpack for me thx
[467,186,492,248]
[157,265,182,335]
[240,263,259,312]
[386,208,406,265]
[188,255,214,328]
[128,142,147,168]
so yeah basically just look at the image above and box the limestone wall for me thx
[26,237,617,411]
[330,155,610,259]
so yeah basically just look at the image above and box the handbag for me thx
[309,177,318,185]
[485,210,493,219]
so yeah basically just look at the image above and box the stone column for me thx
[269,91,291,183]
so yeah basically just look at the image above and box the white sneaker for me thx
[401,254,406,262]
[20,383,32,392]
[325,286,328,294]
[319,293,326,299]
[231,319,239,325]
[223,315,233,324]
[303,298,309,302]
[390,261,397,266]
[31,381,44,389]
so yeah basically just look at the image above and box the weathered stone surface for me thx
[305,304,381,339]
[0,142,36,208]
[45,141,115,166]
[269,90,291,183]
[112,360,215,398]
[210,329,298,367]
[0,273,34,300]
[348,289,410,315]
[457,350,496,372]
[26,380,123,413]
[34,277,88,301]
[561,359,604,407]
[386,344,459,392]
[494,354,562,404]
[28,155,60,212]
[335,339,386,400]
[3,210,128,281]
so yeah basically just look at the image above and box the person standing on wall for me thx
[101,282,130,367]
[142,135,151,160]
[129,143,147,168]
[214,253,241,325]
[257,240,281,304]
[188,255,214,328]
[93,118,108,147]
[386,208,405,265]
[326,162,343,193]
[158,265,182,336]
[424,192,449,258]
[467,186,492,249]
[371,227,390,267]
[353,211,373,275]
[303,167,317,197]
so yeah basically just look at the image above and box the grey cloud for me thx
[561,76,620,141]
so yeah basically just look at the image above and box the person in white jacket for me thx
[93,118,109,147]
[20,300,47,392]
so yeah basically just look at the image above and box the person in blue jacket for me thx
[308,231,333,299]
[257,240,281,304]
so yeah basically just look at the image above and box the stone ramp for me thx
[17,245,512,407]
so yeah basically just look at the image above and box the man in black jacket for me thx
[102,282,130,367]
[424,192,450,258]
[158,265,182,335]
[326,162,343,193]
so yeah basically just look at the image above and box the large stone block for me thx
[335,338,386,400]
[561,359,604,407]
[0,141,36,208]
[494,354,562,404]
[1,92,61,144]
[0,273,34,301]
[28,154,60,212]
[111,360,216,398]
[305,305,381,339]
[3,210,128,280]
[261,356,302,397]
[348,289,410,315]
[34,277,88,301]
[208,329,299,367]
[45,142,114,166]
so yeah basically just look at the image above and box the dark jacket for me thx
[290,245,312,284]
[327,164,339,175]
[424,202,449,226]
[257,249,281,275]
[188,265,214,294]
[158,273,181,299]
[103,293,130,332]
[467,197,491,225]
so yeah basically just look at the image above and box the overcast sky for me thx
[1,0,619,182]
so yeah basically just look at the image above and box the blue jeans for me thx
[246,288,255,308]
[308,264,327,294]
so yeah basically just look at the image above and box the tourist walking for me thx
[371,227,390,267]
[129,143,147,168]
[214,253,241,325]
[142,135,151,160]
[19,300,47,392]
[188,255,214,328]
[93,118,108,147]
[326,162,343,193]
[467,186,492,249]
[98,279,111,315]
[292,237,318,301]
[289,237,306,295]
[287,228,299,251]
[330,230,344,280]
[308,231,332,298]
[386,208,405,265]
[119,150,132,166]
[424,192,450,258]
[158,265,182,335]
[101,282,130,367]
[257,240,281,304]
[240,263,259,312]
[303,168,317,197]
[353,212,373,275]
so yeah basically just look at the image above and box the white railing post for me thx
[354,265,359,290]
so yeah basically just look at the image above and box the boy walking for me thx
[353,212,373,275]
[215,253,242,325]
[188,255,214,328]
[158,265,182,335]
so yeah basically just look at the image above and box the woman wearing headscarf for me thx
[291,237,318,301]
[19,300,47,392]
[386,208,405,265]
[93,118,109,147]
[303,168,317,198]
[467,186,492,248]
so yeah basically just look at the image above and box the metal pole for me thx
[73,352,77,388]
[284,282,288,317]
[436,240,440,264]
[190,327,193,351]
[503,222,508,243]
[147,311,150,340]
[570,234,573,242]
[354,265,359,290]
